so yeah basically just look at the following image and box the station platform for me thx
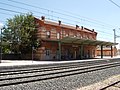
[0,56,120,66]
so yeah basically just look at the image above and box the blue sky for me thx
[0,0,120,48]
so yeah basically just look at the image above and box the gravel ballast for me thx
[0,66,120,90]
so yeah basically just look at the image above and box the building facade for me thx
[34,16,98,60]
[97,46,117,56]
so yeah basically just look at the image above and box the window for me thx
[46,31,50,38]
[87,35,89,39]
[82,34,86,39]
[46,49,50,56]
[74,33,77,37]
[89,35,93,40]
[81,35,83,39]
[77,33,81,38]
[74,35,76,37]
[62,30,65,37]
[66,34,69,37]
[57,33,60,39]
[41,27,46,31]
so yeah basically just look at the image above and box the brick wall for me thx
[34,17,97,60]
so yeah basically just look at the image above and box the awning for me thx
[60,36,118,46]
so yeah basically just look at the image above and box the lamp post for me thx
[0,28,2,63]
[32,46,34,62]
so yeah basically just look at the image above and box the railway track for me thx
[0,60,112,75]
[0,59,119,73]
[100,80,120,90]
[0,59,120,87]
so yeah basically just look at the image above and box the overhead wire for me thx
[0,7,113,37]
[0,2,50,17]
[98,35,113,39]
[108,0,120,8]
[6,0,116,38]
[8,0,118,29]
[108,0,120,38]
[0,2,80,26]
[0,2,81,25]
[1,1,114,35]
[0,1,115,39]
[0,3,106,27]
[0,11,14,16]
[0,7,24,14]
[52,8,118,29]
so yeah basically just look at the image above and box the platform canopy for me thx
[60,36,118,46]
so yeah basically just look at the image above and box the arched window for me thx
[46,31,50,38]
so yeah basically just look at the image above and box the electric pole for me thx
[113,29,116,44]
[113,29,120,56]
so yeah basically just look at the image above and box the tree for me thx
[2,13,40,54]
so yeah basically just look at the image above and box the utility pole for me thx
[0,23,4,63]
[113,29,116,44]
[0,29,1,63]
[113,29,120,56]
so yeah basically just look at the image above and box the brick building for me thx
[97,46,117,56]
[34,16,117,60]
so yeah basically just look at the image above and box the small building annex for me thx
[34,16,117,60]
[97,46,117,56]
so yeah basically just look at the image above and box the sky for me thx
[0,0,120,48]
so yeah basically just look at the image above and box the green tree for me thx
[2,13,40,54]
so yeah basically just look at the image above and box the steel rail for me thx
[0,61,109,76]
[0,62,120,87]
[100,81,120,90]
[0,59,119,76]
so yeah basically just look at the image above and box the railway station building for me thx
[96,46,117,56]
[34,16,117,60]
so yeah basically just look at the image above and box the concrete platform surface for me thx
[0,55,120,66]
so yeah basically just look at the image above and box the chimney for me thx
[81,26,84,30]
[76,25,79,29]
[58,20,61,25]
[41,16,45,20]
[92,29,94,32]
